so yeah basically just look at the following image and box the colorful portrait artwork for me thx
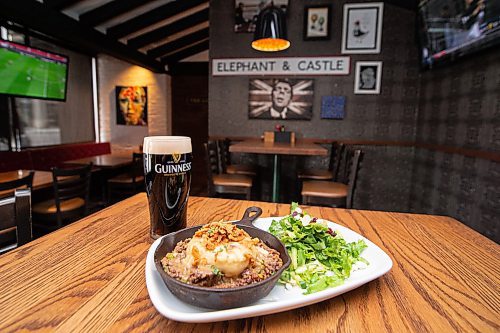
[248,78,314,120]
[115,86,148,126]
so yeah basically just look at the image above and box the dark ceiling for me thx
[0,1,416,73]
[0,0,209,73]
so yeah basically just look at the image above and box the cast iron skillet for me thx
[154,207,291,310]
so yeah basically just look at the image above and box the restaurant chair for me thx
[297,142,345,181]
[205,142,253,200]
[217,138,257,177]
[107,152,144,204]
[0,189,32,254]
[301,149,363,209]
[32,164,92,230]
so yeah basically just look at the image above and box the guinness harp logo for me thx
[172,152,181,164]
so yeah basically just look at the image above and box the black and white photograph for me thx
[234,0,289,33]
[342,2,384,54]
[304,5,331,40]
[248,78,314,120]
[354,61,382,94]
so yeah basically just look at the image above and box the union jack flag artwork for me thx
[248,78,314,120]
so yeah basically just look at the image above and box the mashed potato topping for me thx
[162,221,283,288]
[188,222,260,277]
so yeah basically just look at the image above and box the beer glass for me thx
[143,136,192,239]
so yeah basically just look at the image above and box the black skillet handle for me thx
[236,206,262,226]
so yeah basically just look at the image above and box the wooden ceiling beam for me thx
[79,0,156,27]
[147,27,209,59]
[127,8,209,49]
[107,0,207,39]
[161,39,209,66]
[44,0,84,10]
[0,0,164,72]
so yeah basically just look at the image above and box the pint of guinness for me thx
[143,136,192,239]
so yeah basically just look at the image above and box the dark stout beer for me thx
[143,136,192,239]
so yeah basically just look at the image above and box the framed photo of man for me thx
[248,78,314,120]
[304,5,331,40]
[354,61,382,94]
[342,2,384,54]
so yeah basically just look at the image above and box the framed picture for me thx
[234,0,289,33]
[115,86,148,126]
[342,2,384,54]
[248,78,314,120]
[354,61,382,94]
[304,5,331,40]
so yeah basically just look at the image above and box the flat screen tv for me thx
[418,0,500,68]
[0,40,69,101]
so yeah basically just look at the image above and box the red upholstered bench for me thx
[0,151,34,172]
[30,142,111,171]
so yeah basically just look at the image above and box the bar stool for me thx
[301,149,363,208]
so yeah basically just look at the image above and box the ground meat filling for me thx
[161,222,283,288]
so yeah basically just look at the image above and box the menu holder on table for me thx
[263,131,296,144]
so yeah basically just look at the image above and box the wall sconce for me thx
[252,4,290,52]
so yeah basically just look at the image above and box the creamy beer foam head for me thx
[143,136,192,154]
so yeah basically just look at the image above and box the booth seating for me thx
[30,142,111,171]
[0,151,33,172]
[0,142,111,172]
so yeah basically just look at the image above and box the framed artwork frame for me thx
[354,61,382,94]
[304,5,331,40]
[234,0,289,33]
[342,2,384,54]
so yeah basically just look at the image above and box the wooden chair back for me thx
[345,149,363,209]
[330,143,345,181]
[217,138,231,173]
[204,142,219,196]
[131,152,144,190]
[0,171,34,192]
[0,189,32,254]
[51,164,92,227]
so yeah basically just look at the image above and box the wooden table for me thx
[230,139,328,202]
[0,170,54,198]
[65,154,134,203]
[0,169,52,190]
[0,195,497,332]
[65,154,132,168]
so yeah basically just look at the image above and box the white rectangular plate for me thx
[145,217,392,323]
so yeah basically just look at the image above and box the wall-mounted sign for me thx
[212,56,350,76]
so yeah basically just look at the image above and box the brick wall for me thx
[97,54,170,148]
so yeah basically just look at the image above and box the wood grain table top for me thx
[65,154,133,168]
[229,139,328,156]
[0,194,498,332]
[0,169,53,190]
[0,170,56,198]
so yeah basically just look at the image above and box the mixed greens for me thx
[269,203,368,294]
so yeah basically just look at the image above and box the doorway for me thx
[170,62,209,196]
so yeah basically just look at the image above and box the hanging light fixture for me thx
[252,3,290,52]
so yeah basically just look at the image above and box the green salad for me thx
[269,203,368,294]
